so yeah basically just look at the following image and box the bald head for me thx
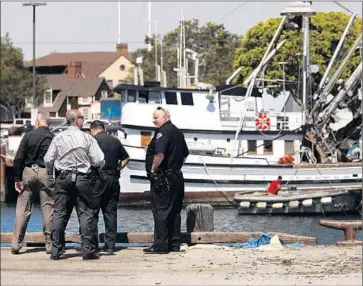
[153,106,170,128]
[66,109,84,128]
[35,111,50,129]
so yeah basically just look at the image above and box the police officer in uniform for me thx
[11,112,54,255]
[44,110,105,260]
[90,120,130,254]
[144,106,189,254]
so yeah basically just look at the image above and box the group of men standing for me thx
[11,106,189,260]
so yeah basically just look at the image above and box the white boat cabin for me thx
[113,84,304,164]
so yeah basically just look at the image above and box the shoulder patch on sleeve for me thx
[156,133,163,140]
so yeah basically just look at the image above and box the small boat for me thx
[234,189,362,215]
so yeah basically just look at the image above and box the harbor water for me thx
[1,202,361,245]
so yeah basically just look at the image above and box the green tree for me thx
[0,33,45,119]
[234,12,362,95]
[134,19,241,87]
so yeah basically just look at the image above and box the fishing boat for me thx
[115,2,362,207]
[234,189,362,215]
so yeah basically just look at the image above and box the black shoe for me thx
[50,254,60,260]
[143,246,169,254]
[83,253,100,260]
[101,248,115,255]
[169,247,181,252]
[59,248,66,255]
[11,248,20,255]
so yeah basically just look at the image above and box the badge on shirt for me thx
[156,133,163,141]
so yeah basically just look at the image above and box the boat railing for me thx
[297,147,317,164]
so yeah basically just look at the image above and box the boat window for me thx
[165,92,178,105]
[128,90,136,102]
[149,91,162,104]
[277,116,289,130]
[181,92,194,106]
[120,91,127,103]
[248,140,257,154]
[141,131,152,148]
[263,140,273,154]
[139,91,149,104]
[285,140,294,154]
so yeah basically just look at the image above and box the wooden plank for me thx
[0,231,317,245]
[294,162,361,169]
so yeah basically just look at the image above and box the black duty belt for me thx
[160,169,182,175]
[25,164,46,169]
[55,170,87,176]
[100,170,119,176]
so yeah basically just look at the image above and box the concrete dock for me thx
[1,245,361,285]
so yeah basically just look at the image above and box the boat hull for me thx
[235,190,361,215]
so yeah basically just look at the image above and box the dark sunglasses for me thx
[156,106,168,116]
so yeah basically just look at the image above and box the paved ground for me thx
[1,245,362,285]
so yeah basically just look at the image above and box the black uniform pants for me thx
[59,195,79,249]
[51,172,98,256]
[93,173,120,250]
[150,170,184,250]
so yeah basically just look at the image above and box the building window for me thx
[263,140,273,154]
[82,96,88,104]
[44,90,52,106]
[106,80,113,88]
[82,108,89,120]
[25,97,33,107]
[165,92,177,105]
[285,140,294,154]
[181,92,194,105]
[101,90,108,99]
[119,64,126,71]
[248,140,257,154]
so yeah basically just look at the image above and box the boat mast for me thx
[230,15,288,161]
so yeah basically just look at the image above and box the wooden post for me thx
[0,144,6,202]
[186,203,214,232]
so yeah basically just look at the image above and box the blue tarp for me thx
[232,233,272,248]
[231,233,305,249]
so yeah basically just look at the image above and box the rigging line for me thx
[332,1,354,15]
[212,2,248,24]
[200,157,238,208]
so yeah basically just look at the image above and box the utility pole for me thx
[23,2,46,124]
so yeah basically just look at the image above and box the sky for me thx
[1,1,362,61]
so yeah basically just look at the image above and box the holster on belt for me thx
[147,170,171,194]
[91,167,103,183]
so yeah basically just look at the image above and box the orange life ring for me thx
[255,113,271,130]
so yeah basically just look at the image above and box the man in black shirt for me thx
[90,120,130,254]
[144,106,189,254]
[11,112,54,255]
